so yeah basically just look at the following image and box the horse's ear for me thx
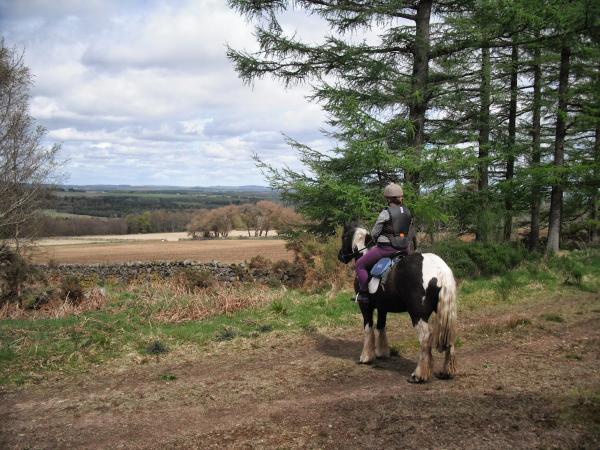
[343,219,359,231]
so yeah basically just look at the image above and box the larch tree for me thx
[228,0,474,232]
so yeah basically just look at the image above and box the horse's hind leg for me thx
[409,318,433,383]
[436,344,457,380]
[358,302,376,364]
[375,310,390,359]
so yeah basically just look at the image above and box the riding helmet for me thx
[384,183,403,198]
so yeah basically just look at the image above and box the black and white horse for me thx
[338,222,458,383]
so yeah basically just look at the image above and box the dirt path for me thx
[1,292,599,449]
[30,239,292,264]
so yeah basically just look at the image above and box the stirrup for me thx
[355,292,370,304]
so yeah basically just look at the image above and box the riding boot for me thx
[355,291,370,305]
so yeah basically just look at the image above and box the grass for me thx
[458,249,600,311]
[1,248,598,386]
[0,287,358,385]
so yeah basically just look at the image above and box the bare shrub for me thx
[248,255,272,270]
[0,285,107,319]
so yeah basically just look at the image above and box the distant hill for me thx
[48,185,279,218]
[58,184,274,193]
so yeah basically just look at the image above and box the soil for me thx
[30,239,292,264]
[36,231,278,247]
[1,291,599,449]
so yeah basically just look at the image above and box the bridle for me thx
[339,245,371,261]
[339,226,374,262]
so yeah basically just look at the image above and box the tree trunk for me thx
[503,45,518,241]
[406,0,432,190]
[476,45,491,242]
[546,46,571,255]
[528,44,543,251]
[591,122,599,242]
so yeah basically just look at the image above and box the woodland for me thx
[228,0,599,253]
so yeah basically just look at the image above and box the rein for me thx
[341,244,372,260]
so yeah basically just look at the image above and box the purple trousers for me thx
[356,245,399,292]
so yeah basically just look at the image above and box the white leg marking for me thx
[359,324,376,364]
[375,327,390,358]
[410,319,433,383]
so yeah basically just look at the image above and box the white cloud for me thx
[1,0,337,186]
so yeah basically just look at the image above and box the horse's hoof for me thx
[358,358,374,365]
[407,374,427,384]
[435,371,455,380]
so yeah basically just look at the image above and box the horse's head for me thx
[337,221,371,264]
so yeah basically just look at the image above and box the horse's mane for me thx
[344,220,373,246]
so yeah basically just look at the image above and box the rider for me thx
[355,183,415,305]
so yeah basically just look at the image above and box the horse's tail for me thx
[433,266,457,353]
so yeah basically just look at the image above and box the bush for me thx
[0,244,39,303]
[495,271,524,302]
[271,259,307,288]
[427,240,529,279]
[60,275,85,304]
[231,264,253,282]
[248,255,272,270]
[284,230,353,291]
[146,340,169,354]
[548,255,584,286]
[176,268,215,291]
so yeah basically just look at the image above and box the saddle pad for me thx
[370,257,392,278]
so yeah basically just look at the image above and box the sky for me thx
[0,0,334,186]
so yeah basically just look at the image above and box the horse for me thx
[337,221,458,383]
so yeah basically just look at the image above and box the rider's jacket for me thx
[371,204,414,252]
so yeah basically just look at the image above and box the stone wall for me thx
[35,259,303,286]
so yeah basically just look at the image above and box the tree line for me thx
[32,210,193,237]
[46,189,277,218]
[30,202,301,238]
[229,0,599,253]
[187,201,302,238]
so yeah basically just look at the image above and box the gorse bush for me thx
[60,275,85,304]
[0,244,38,303]
[427,240,529,278]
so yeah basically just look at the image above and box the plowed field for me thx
[31,239,292,264]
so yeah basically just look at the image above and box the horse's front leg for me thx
[408,318,433,383]
[375,309,390,359]
[358,302,376,364]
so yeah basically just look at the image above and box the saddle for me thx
[367,252,406,294]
